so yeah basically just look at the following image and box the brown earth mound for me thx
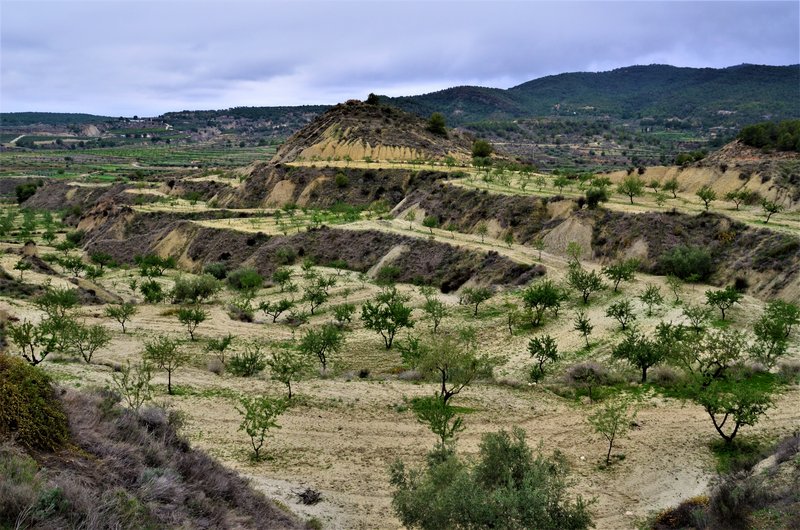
[399,183,573,244]
[272,100,473,164]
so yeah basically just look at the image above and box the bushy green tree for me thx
[617,174,644,204]
[105,302,137,333]
[426,113,447,137]
[605,299,636,331]
[696,185,717,210]
[705,286,742,321]
[472,139,493,158]
[602,259,639,292]
[177,306,207,341]
[521,279,562,326]
[567,263,606,304]
[299,324,344,372]
[612,329,665,383]
[361,286,414,349]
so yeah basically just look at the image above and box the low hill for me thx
[271,100,473,164]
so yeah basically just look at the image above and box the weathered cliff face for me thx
[219,163,449,209]
[78,202,542,293]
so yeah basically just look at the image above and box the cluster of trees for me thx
[739,119,800,152]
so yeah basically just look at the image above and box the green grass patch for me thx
[709,435,772,474]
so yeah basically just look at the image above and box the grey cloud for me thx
[1,1,797,115]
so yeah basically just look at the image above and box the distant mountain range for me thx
[386,64,800,125]
[2,64,798,129]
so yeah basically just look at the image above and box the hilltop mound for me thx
[606,139,800,208]
[271,100,473,164]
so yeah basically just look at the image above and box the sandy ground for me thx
[3,243,799,529]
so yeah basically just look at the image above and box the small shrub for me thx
[275,246,297,265]
[228,342,267,377]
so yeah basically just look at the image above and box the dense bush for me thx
[227,267,263,293]
[657,245,713,281]
[0,355,69,451]
[202,262,228,279]
[390,428,592,530]
[171,274,221,304]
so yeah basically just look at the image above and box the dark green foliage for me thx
[658,245,713,281]
[177,306,207,340]
[605,299,636,330]
[567,263,606,304]
[15,182,42,204]
[696,185,717,210]
[171,274,221,304]
[674,150,708,165]
[528,335,558,382]
[0,355,69,451]
[426,112,447,137]
[332,303,356,326]
[585,186,608,209]
[140,279,165,303]
[694,375,777,445]
[228,342,268,377]
[376,265,401,285]
[89,251,115,270]
[472,139,493,158]
[259,298,294,323]
[612,329,665,383]
[602,258,639,292]
[521,279,562,326]
[738,119,800,152]
[361,286,414,349]
[202,261,228,279]
[299,324,344,372]
[389,428,592,530]
[135,254,175,277]
[411,394,464,459]
[705,286,742,320]
[227,267,264,293]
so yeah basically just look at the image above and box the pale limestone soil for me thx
[1,239,798,529]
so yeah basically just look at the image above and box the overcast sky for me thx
[1,0,798,116]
